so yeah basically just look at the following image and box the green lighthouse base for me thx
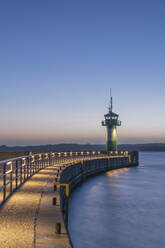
[106,125,117,152]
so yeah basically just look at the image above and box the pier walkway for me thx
[0,164,70,248]
[0,152,104,248]
[0,151,137,248]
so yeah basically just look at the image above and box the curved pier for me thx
[0,151,138,248]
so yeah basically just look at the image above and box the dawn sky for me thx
[0,0,165,146]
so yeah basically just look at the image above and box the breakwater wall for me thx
[54,151,138,246]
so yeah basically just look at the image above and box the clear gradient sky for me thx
[0,0,165,146]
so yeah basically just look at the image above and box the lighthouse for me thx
[102,93,121,153]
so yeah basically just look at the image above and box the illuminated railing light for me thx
[6,169,12,174]
[38,154,42,160]
[7,161,12,166]
[31,155,35,162]
[22,157,26,165]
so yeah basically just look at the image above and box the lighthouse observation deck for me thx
[102,117,121,127]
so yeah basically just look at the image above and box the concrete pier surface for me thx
[0,151,138,248]
[0,164,71,248]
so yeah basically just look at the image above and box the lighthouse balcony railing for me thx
[117,120,121,126]
[102,120,121,126]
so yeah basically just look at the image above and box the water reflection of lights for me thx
[107,168,130,177]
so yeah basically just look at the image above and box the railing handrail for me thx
[0,150,131,207]
[0,155,31,165]
[0,150,128,165]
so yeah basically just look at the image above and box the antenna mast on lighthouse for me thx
[109,88,113,113]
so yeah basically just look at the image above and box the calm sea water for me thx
[68,152,165,248]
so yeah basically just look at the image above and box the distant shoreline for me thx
[1,143,165,153]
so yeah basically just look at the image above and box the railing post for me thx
[3,163,6,201]
[26,157,30,178]
[44,154,46,168]
[10,162,13,193]
[35,156,38,172]
[20,160,23,185]
[41,154,44,169]
[37,156,39,171]
[33,157,35,174]
[29,157,32,176]
[33,156,36,173]
[48,153,51,166]
[38,155,41,170]
[52,154,55,166]
[22,159,26,181]
[15,160,18,189]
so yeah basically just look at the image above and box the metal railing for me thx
[0,150,129,206]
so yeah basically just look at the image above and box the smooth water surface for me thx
[68,152,165,248]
